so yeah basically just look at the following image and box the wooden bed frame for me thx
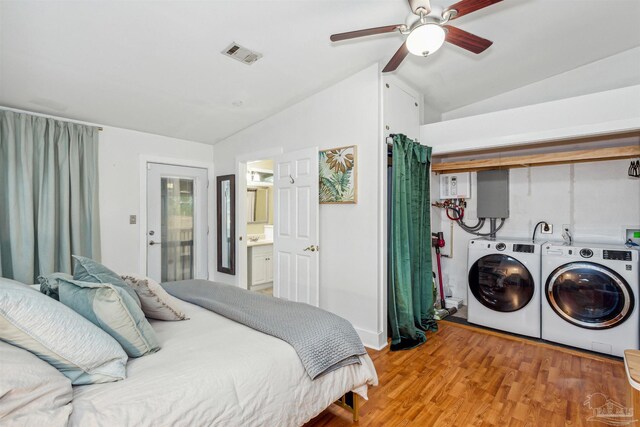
[334,392,361,422]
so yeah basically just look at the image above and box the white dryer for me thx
[467,238,542,338]
[541,242,639,357]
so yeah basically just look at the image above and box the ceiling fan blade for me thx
[382,42,409,73]
[444,25,493,54]
[445,0,503,20]
[330,24,403,42]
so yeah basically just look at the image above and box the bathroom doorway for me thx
[245,160,274,296]
[235,146,319,305]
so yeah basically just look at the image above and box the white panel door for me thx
[273,147,319,306]
[147,163,208,282]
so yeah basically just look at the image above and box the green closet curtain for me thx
[0,109,101,284]
[389,134,437,351]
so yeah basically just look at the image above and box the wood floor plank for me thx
[305,322,628,427]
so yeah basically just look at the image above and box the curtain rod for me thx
[386,134,420,145]
[1,106,105,131]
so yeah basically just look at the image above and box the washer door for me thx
[469,254,535,312]
[546,262,634,330]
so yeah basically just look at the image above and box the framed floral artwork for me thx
[319,145,357,204]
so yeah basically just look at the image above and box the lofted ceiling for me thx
[1,0,639,144]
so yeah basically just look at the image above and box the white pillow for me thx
[121,274,188,321]
[0,340,72,427]
[0,277,128,385]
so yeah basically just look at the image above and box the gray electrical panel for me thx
[477,170,509,219]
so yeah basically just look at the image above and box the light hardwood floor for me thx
[306,321,629,426]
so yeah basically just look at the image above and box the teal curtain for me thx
[389,134,437,351]
[0,109,101,284]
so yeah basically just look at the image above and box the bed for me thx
[69,298,378,426]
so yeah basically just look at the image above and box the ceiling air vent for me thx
[221,42,262,65]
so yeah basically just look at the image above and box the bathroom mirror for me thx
[247,187,269,223]
[216,174,235,275]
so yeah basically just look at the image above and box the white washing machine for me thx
[541,242,639,357]
[467,238,542,338]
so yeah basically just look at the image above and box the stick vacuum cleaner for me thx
[432,232,457,320]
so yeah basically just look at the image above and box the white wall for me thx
[423,102,442,125]
[421,85,640,155]
[212,64,386,348]
[443,47,640,121]
[98,126,214,274]
[433,159,640,304]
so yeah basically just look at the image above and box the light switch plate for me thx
[129,215,137,225]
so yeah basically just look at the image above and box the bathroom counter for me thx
[247,240,273,247]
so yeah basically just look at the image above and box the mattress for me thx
[70,299,378,427]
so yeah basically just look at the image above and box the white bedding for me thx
[70,299,378,427]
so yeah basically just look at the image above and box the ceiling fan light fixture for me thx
[406,23,446,57]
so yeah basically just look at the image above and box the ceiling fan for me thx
[330,0,503,72]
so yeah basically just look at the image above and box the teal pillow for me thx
[72,255,140,306]
[37,272,73,300]
[58,278,160,358]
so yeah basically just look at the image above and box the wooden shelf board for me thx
[432,145,640,173]
[433,130,640,160]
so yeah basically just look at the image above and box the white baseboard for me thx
[355,327,388,350]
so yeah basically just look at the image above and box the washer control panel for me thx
[603,250,632,261]
[513,244,535,253]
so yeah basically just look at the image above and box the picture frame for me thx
[319,145,357,204]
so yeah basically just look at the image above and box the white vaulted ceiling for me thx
[1,0,639,144]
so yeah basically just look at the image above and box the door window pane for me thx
[161,178,194,282]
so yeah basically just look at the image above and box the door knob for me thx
[304,245,318,252]
[149,240,161,246]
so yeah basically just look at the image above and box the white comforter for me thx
[70,300,378,427]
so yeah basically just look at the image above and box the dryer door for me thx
[469,254,535,312]
[546,262,634,329]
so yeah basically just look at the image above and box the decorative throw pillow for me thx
[36,272,73,300]
[72,255,140,306]
[58,278,160,357]
[121,274,188,321]
[0,278,127,385]
[0,340,72,427]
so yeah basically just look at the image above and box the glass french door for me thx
[147,163,208,282]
